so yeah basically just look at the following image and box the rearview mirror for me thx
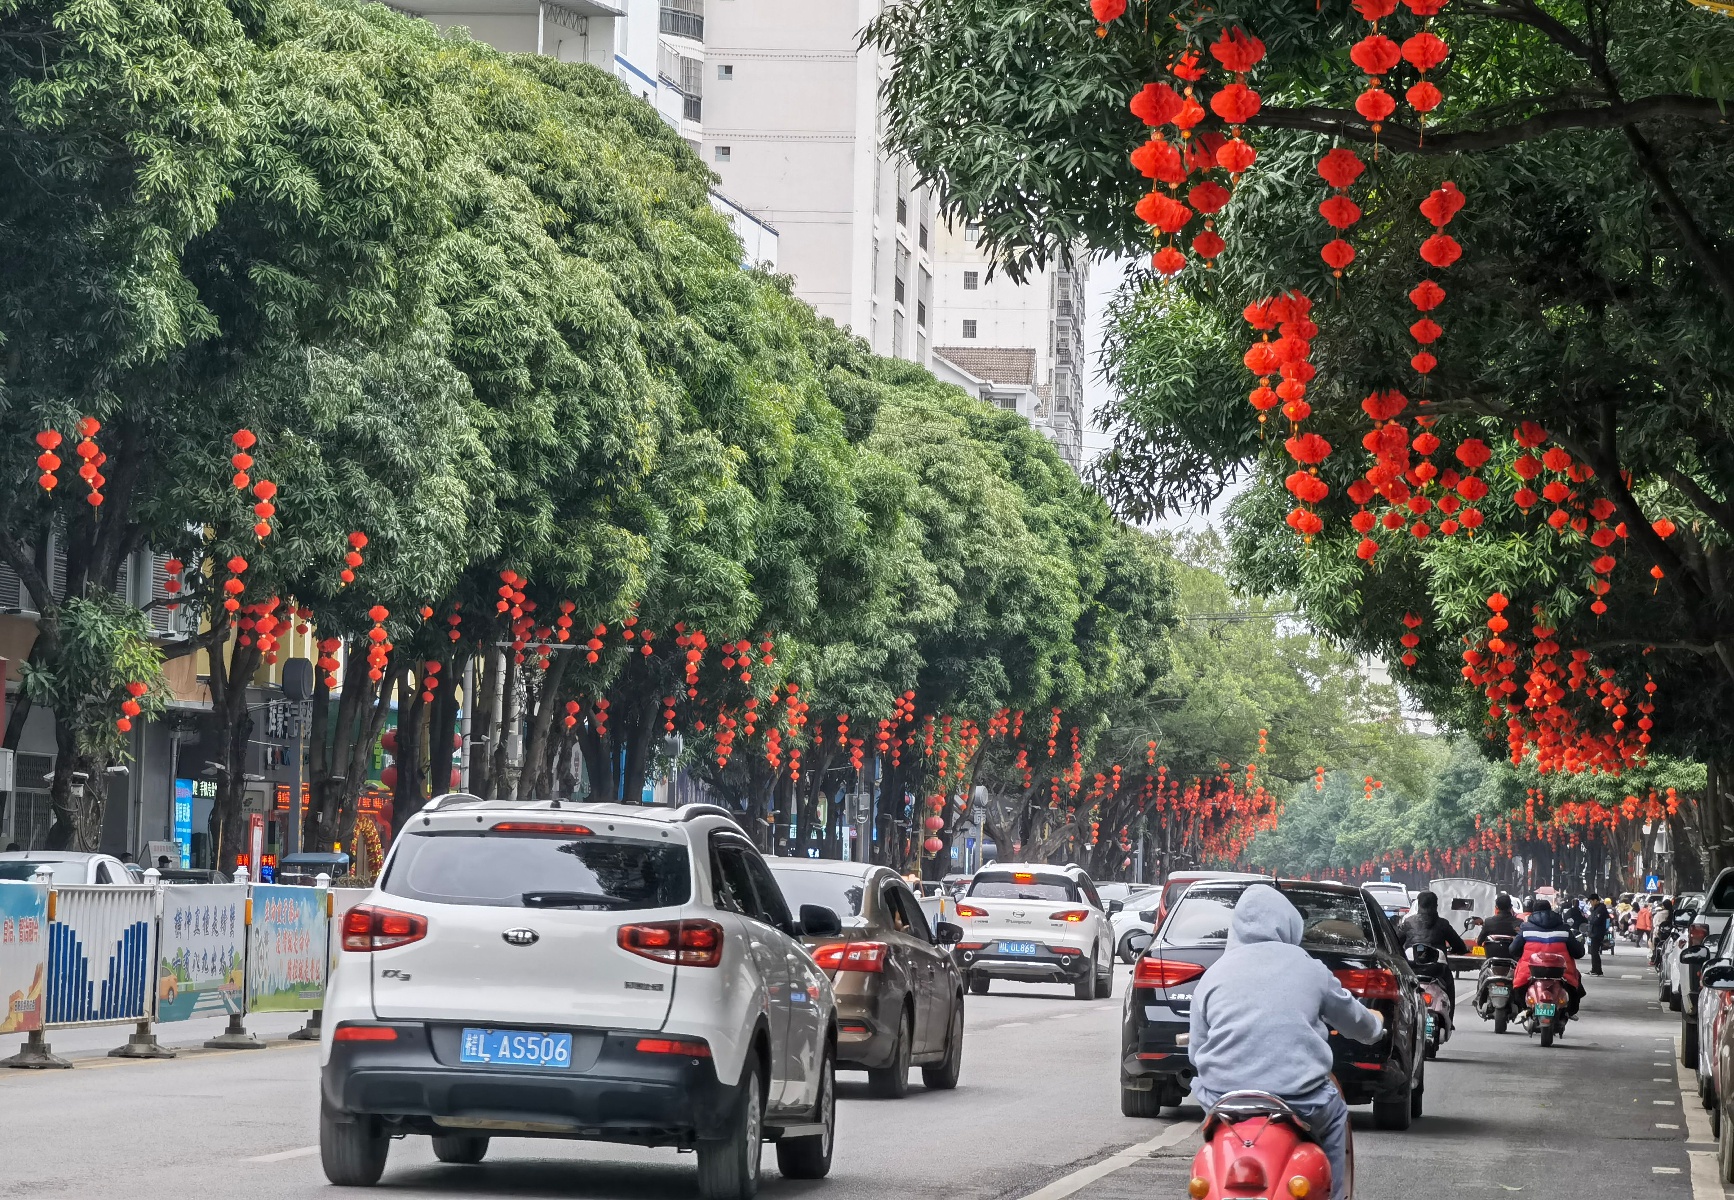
[934,921,964,946]
[1701,961,1734,990]
[1128,930,1152,955]
[1138,909,1158,924]
[1108,900,1124,915]
[799,904,842,939]
[1682,945,1711,965]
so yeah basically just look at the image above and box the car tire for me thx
[1121,1083,1163,1118]
[431,1134,488,1165]
[1409,1055,1425,1119]
[921,998,964,1090]
[867,1009,912,1099]
[697,1060,763,1200]
[1684,1013,1701,1068]
[1671,988,1684,1013]
[969,973,989,996]
[1720,1099,1734,1185]
[1095,957,1113,1000]
[776,1048,834,1179]
[1372,1076,1414,1131]
[320,1101,389,1187]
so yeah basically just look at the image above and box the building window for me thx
[684,95,702,121]
[896,197,907,226]
[715,146,730,162]
[965,220,981,240]
[917,301,927,327]
[660,0,704,39]
[894,277,906,305]
[717,64,733,80]
[919,223,928,251]
[963,270,979,291]
[893,311,906,358]
[962,319,978,339]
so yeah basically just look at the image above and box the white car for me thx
[1362,881,1413,922]
[0,850,137,885]
[320,799,840,1199]
[953,863,1117,999]
[1108,888,1162,963]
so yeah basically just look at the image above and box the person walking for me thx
[1586,893,1611,976]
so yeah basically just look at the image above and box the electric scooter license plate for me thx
[1491,985,1510,999]
[1534,1003,1557,1018]
[1425,1014,1436,1036]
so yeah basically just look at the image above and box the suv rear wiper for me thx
[521,890,629,909]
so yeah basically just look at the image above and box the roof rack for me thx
[422,792,487,812]
[677,804,738,823]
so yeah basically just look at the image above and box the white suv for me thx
[320,799,841,1199]
[953,863,1117,1000]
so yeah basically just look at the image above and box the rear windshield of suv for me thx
[969,870,1079,902]
[382,830,690,909]
[767,868,866,919]
[1162,885,1377,950]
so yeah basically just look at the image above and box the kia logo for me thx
[502,928,539,946]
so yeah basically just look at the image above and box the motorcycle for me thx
[1406,944,1453,1058]
[1523,950,1571,1047]
[1473,934,1517,1034]
[1188,1090,1343,1200]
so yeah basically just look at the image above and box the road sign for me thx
[1644,874,1661,892]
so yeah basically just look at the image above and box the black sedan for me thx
[1119,878,1428,1129]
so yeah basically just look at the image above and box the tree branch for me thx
[1248,95,1730,156]
[1622,125,1734,318]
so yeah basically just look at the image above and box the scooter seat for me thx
[1205,1091,1313,1135]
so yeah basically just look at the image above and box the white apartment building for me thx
[701,0,935,365]
[930,221,1088,471]
[388,0,778,267]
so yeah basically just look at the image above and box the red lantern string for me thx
[74,416,104,507]
[34,429,62,492]
[1316,147,1365,279]
[341,530,367,586]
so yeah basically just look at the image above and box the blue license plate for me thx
[1425,1014,1435,1035]
[460,1028,573,1068]
[1534,1003,1556,1018]
[999,941,1040,956]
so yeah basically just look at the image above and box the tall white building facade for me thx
[700,0,934,366]
[930,221,1088,472]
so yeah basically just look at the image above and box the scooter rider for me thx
[1398,890,1469,1009]
[1478,893,1524,954]
[1511,897,1586,1014]
[1188,885,1383,1200]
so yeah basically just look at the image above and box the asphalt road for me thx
[0,965,1721,1200]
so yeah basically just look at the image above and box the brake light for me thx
[812,942,889,972]
[618,919,724,967]
[1013,872,1036,883]
[1050,909,1090,923]
[332,1024,398,1042]
[1133,956,1205,988]
[341,904,428,952]
[1225,1156,1269,1190]
[1333,967,1401,1001]
[635,1037,711,1057]
[489,822,593,835]
[956,903,989,918]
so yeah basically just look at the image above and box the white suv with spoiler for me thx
[320,798,842,1199]
[953,863,1117,1000]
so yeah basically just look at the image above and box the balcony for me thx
[660,0,702,39]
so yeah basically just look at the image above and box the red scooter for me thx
[1523,950,1571,1047]
[1188,1090,1345,1199]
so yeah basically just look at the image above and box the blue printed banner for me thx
[0,883,48,1033]
[246,885,328,1012]
[45,886,157,1027]
[156,883,246,1022]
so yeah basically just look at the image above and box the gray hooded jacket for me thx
[1187,884,1384,1100]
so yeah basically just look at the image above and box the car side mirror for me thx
[1138,909,1158,924]
[1682,946,1711,965]
[799,904,843,938]
[934,921,964,946]
[1701,961,1734,989]
[1128,930,1152,955]
[1108,900,1124,915]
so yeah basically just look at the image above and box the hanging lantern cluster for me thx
[317,636,342,690]
[340,531,367,586]
[364,605,392,683]
[1316,148,1366,278]
[1399,612,1423,667]
[221,554,248,613]
[420,660,441,705]
[74,417,104,507]
[117,680,148,733]
[35,429,62,492]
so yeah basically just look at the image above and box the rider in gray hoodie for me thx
[1189,884,1384,1200]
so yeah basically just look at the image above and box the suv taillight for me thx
[812,942,889,972]
[956,903,988,918]
[618,919,724,967]
[1133,955,1205,989]
[341,904,428,952]
[1050,909,1090,923]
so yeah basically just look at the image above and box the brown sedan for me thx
[766,858,967,1097]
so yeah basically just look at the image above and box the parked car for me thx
[1693,919,1734,1129]
[953,863,1117,1000]
[0,850,138,885]
[766,858,965,1097]
[1661,893,1705,1008]
[320,799,840,1199]
[277,850,354,885]
[1683,870,1734,1068]
[154,867,233,884]
[1119,878,1427,1128]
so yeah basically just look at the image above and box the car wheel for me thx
[969,973,989,996]
[431,1134,488,1165]
[1720,1098,1734,1185]
[867,1009,912,1099]
[697,1060,763,1200]
[1117,932,1141,964]
[1409,1055,1425,1119]
[320,1100,388,1187]
[1671,987,1685,1013]
[1372,1088,1413,1131]
[776,1047,834,1179]
[1713,1094,1723,1140]
[1121,1082,1163,1118]
[1074,949,1097,1001]
[1095,957,1113,1000]
[921,997,964,1090]
[1684,1013,1701,1068]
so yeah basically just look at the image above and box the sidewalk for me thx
[2,1010,310,1066]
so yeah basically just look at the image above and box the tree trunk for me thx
[519,652,569,802]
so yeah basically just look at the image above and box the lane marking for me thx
[246,1146,318,1163]
[1674,1035,1721,1200]
[1656,1099,1678,1105]
[1658,1123,1681,1130]
[1655,1166,1682,1175]
[1016,1121,1200,1200]
[998,1022,1029,1029]
[1050,1013,1080,1020]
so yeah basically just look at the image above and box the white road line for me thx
[1674,1035,1721,1200]
[998,1022,1030,1029]
[1016,1121,1200,1200]
[246,1146,319,1163]
[1658,1123,1681,1130]
[1656,1166,1683,1175]
[1050,1013,1080,1020]
[1656,1099,1678,1105]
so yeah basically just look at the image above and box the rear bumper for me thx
[321,1023,739,1146]
[833,991,904,1070]
[959,945,1092,981]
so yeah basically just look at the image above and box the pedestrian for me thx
[1635,897,1654,948]
[1586,892,1611,975]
